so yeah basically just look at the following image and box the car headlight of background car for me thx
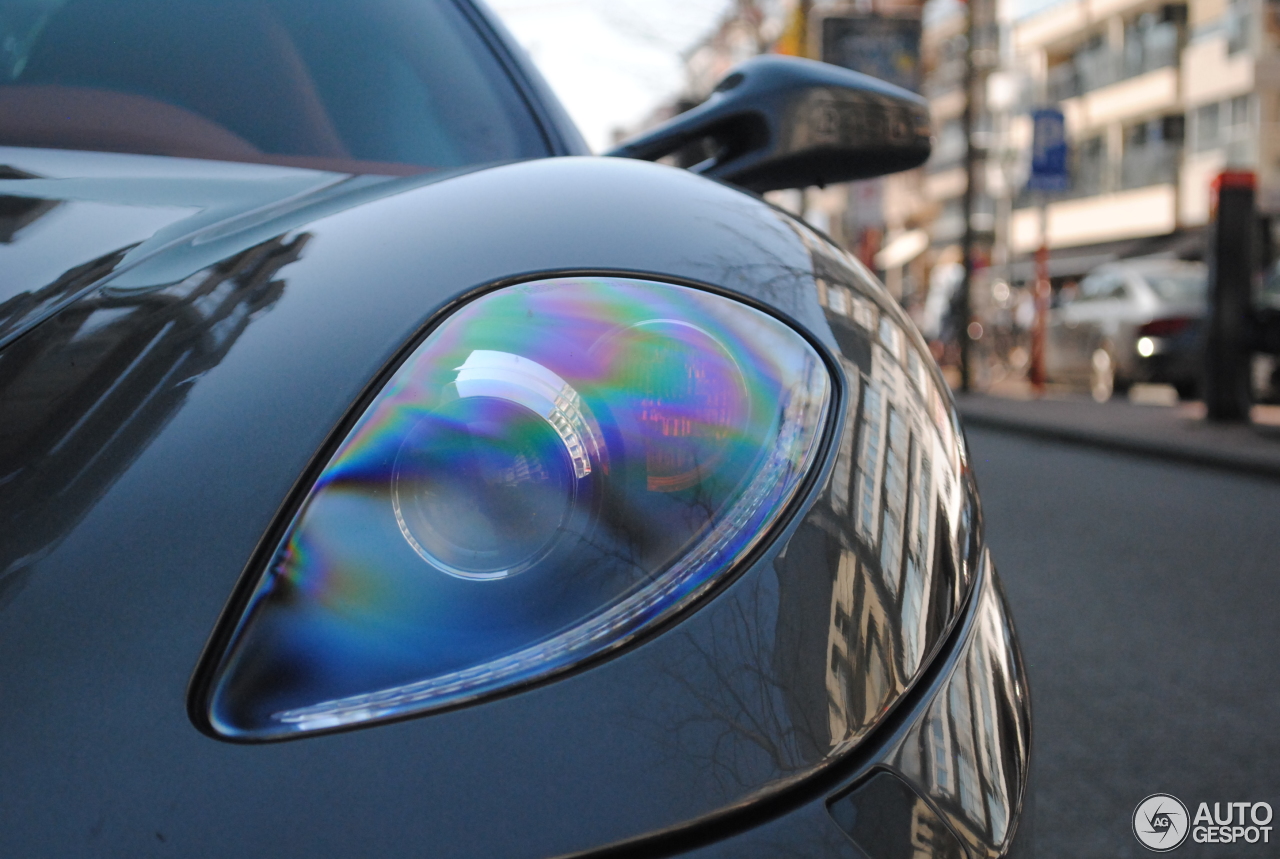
[198,276,832,739]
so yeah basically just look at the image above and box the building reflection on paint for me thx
[0,232,306,608]
[619,206,1019,854]
[813,269,970,749]
[804,236,1027,856]
[627,218,1026,853]
[0,166,59,244]
[884,570,1029,857]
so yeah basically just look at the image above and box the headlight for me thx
[198,276,832,739]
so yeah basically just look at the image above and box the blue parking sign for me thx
[1028,107,1069,192]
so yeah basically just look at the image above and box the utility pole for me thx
[959,0,978,392]
[1030,203,1049,393]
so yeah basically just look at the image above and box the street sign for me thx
[1027,107,1069,192]
[820,15,922,94]
[1026,107,1067,391]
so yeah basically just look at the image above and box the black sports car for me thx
[0,1,1030,856]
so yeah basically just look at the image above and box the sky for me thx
[487,0,734,153]
[1012,0,1068,19]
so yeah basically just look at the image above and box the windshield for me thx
[1144,270,1206,303]
[0,0,549,173]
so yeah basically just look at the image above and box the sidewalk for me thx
[953,383,1280,480]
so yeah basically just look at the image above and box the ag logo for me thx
[1134,794,1190,851]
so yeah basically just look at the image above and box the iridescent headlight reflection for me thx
[202,276,832,738]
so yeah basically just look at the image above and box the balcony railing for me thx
[1045,23,1180,101]
[1069,162,1107,198]
[1014,169,1105,207]
[1046,63,1079,102]
[1122,23,1179,79]
[1120,143,1179,189]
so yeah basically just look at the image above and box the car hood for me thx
[0,146,437,347]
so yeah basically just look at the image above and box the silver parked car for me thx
[1046,258,1207,401]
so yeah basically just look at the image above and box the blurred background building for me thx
[628,0,1279,389]
[498,0,1279,394]
[1000,0,1277,278]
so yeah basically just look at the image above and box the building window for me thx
[1228,94,1254,132]
[1192,95,1255,162]
[1073,34,1112,95]
[1122,8,1183,80]
[1121,115,1183,189]
[1192,102,1220,152]
[1224,94,1256,164]
[1227,0,1251,54]
[1073,135,1107,195]
[855,384,885,546]
[1046,59,1079,102]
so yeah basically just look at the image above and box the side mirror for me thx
[607,54,931,193]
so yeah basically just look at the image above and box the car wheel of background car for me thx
[1091,347,1115,402]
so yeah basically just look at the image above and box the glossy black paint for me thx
[681,557,1030,859]
[0,149,1026,856]
[0,150,412,346]
[608,55,931,193]
[828,771,968,859]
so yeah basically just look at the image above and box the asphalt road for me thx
[966,427,1280,859]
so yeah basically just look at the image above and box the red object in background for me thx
[1137,317,1194,338]
[856,226,882,271]
[1029,243,1050,393]
[1210,170,1256,218]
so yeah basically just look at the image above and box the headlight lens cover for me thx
[201,276,831,738]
